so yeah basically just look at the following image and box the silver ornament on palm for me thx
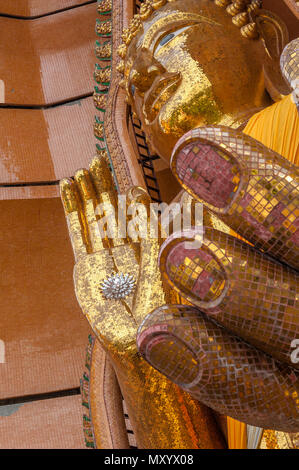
[100,273,136,300]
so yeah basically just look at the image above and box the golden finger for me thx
[126,187,166,323]
[89,156,125,247]
[60,178,88,261]
[126,186,163,243]
[74,169,104,253]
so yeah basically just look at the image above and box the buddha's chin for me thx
[156,114,214,161]
[151,104,252,158]
[140,98,225,162]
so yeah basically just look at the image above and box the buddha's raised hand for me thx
[137,126,299,432]
[60,157,225,449]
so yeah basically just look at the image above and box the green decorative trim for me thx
[94,0,120,193]
[95,19,112,37]
[94,86,109,96]
[97,0,112,15]
[94,116,105,141]
[95,40,112,61]
[93,87,108,112]
[81,334,96,449]
[94,64,111,86]
[98,10,112,16]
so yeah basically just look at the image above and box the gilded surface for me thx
[138,304,299,431]
[95,42,112,59]
[136,125,299,432]
[157,225,298,369]
[96,19,112,36]
[171,126,299,269]
[260,429,299,449]
[114,0,299,437]
[60,157,225,449]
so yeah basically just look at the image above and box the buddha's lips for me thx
[143,72,181,123]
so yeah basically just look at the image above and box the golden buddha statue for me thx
[60,0,299,448]
[60,159,225,449]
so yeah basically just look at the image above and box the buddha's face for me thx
[125,0,271,162]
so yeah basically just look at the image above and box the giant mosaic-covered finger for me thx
[59,177,89,260]
[137,304,299,433]
[171,126,299,269]
[280,38,299,110]
[158,227,299,369]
